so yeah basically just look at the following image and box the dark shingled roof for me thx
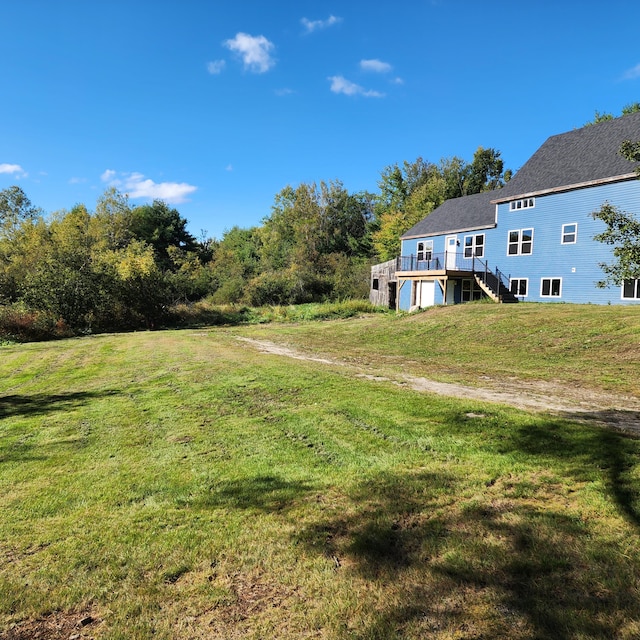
[401,189,498,239]
[495,110,640,200]
[401,112,640,240]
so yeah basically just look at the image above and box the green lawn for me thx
[1,305,640,639]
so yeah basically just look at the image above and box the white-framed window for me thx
[541,278,562,298]
[509,278,528,297]
[461,279,484,302]
[416,240,433,262]
[561,223,578,244]
[622,279,640,300]
[507,228,534,255]
[509,198,535,211]
[464,233,484,258]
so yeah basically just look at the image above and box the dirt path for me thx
[236,337,640,435]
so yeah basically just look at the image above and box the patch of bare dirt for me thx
[0,610,100,640]
[236,337,640,435]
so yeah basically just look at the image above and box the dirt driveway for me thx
[237,337,640,436]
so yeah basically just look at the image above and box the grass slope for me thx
[1,305,640,639]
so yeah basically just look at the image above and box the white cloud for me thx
[225,164,233,172]
[328,75,384,98]
[69,177,87,184]
[207,59,226,75]
[101,170,197,204]
[0,163,26,177]
[275,87,295,96]
[301,15,342,33]
[622,63,640,80]
[224,32,275,73]
[360,59,392,73]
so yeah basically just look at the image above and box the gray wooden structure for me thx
[369,259,398,309]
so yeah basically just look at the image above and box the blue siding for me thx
[399,180,640,309]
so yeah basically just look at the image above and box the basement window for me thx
[461,279,484,302]
[541,278,562,298]
[509,278,528,297]
[622,279,640,300]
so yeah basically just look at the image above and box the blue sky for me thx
[2,0,640,240]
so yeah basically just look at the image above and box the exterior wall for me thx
[398,179,640,309]
[370,259,397,309]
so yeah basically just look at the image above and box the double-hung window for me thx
[561,223,577,244]
[507,228,534,255]
[464,233,484,258]
[622,279,640,300]
[541,278,562,298]
[416,240,433,262]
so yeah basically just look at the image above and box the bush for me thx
[0,303,74,342]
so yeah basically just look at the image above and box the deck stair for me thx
[473,260,519,303]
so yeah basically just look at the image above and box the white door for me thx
[445,235,457,270]
[417,281,435,308]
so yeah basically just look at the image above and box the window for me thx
[541,278,562,298]
[622,279,640,300]
[461,279,483,302]
[507,228,534,255]
[464,233,485,258]
[509,198,535,211]
[562,223,577,244]
[509,278,528,297]
[416,240,433,262]
[372,278,379,291]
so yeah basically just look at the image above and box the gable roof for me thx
[401,112,640,240]
[493,110,640,201]
[401,189,498,239]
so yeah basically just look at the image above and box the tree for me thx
[129,200,197,271]
[0,186,41,238]
[371,149,511,260]
[585,102,640,126]
[592,140,640,286]
[592,203,640,287]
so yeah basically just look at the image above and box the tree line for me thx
[0,147,511,334]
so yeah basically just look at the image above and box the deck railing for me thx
[397,253,514,300]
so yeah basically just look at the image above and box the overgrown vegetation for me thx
[0,146,510,337]
[1,305,639,639]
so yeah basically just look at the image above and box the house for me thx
[376,112,640,310]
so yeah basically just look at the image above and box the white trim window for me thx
[509,278,528,297]
[509,198,535,211]
[464,233,484,258]
[541,278,562,298]
[561,223,578,244]
[461,279,483,302]
[416,240,433,262]
[622,279,640,300]
[507,228,534,255]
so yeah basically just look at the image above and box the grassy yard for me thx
[1,304,640,639]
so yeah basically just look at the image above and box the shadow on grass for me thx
[0,390,118,421]
[198,474,315,513]
[0,390,119,464]
[441,409,640,529]
[294,418,640,639]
